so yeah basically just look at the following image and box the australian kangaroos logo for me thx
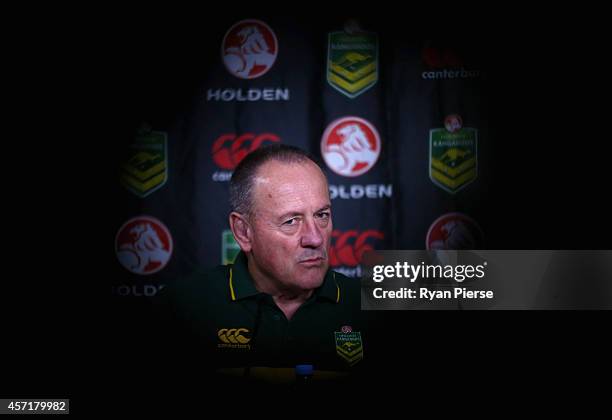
[335,329,363,366]
[222,20,278,79]
[120,125,168,198]
[327,31,378,98]
[429,114,478,193]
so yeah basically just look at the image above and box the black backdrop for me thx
[5,8,611,409]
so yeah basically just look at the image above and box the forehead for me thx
[251,160,329,212]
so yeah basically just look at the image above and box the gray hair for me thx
[229,144,322,216]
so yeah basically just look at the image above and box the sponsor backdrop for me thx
[112,16,495,298]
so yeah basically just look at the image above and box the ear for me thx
[229,212,253,253]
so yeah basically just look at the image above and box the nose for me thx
[300,218,324,249]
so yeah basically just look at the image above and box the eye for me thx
[283,218,298,226]
[316,211,330,219]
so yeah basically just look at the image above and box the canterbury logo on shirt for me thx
[217,328,252,349]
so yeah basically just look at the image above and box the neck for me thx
[272,291,313,321]
[247,257,314,320]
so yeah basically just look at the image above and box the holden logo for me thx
[426,212,484,250]
[221,19,278,79]
[321,116,381,177]
[212,133,280,170]
[115,216,173,275]
[444,114,463,133]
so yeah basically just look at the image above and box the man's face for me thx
[247,160,332,293]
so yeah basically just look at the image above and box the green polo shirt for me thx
[155,251,367,376]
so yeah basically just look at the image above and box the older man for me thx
[156,144,366,382]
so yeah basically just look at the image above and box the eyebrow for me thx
[277,205,331,221]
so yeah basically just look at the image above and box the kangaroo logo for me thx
[321,116,381,177]
[440,147,471,163]
[116,216,173,275]
[429,114,478,193]
[222,20,278,79]
[120,126,168,198]
[327,30,378,98]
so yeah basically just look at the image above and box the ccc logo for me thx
[212,133,280,170]
[422,46,464,68]
[330,230,385,267]
[217,328,251,344]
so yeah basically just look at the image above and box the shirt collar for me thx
[228,251,340,304]
[228,251,261,301]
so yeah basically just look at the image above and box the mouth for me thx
[298,257,325,267]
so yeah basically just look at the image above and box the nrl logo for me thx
[429,114,478,193]
[327,30,378,98]
[120,124,168,198]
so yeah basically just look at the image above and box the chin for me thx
[295,269,326,290]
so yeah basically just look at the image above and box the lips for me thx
[299,257,325,266]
